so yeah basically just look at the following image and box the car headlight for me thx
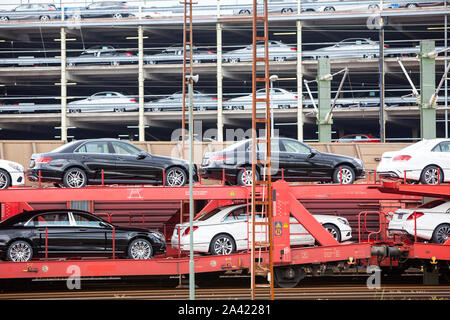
[356,158,363,167]
[8,162,23,172]
[337,217,349,226]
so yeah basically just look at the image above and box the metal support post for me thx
[317,58,332,142]
[420,40,437,139]
[60,25,67,142]
[187,76,195,301]
[379,21,386,142]
[296,20,303,141]
[217,23,223,142]
[138,25,145,142]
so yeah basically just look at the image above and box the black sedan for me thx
[0,209,166,262]
[27,138,195,188]
[199,138,365,185]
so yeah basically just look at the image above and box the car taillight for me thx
[290,48,297,51]
[207,50,215,54]
[295,95,298,99]
[36,157,52,163]
[393,155,411,161]
[130,99,137,102]
[183,226,198,236]
[210,155,226,162]
[407,212,424,220]
[212,97,218,100]
[125,52,133,56]
[122,6,128,9]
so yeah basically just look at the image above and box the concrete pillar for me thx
[420,40,436,139]
[317,58,332,142]
[138,25,145,141]
[296,20,303,142]
[60,27,67,142]
[216,23,223,142]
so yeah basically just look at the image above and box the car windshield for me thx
[49,140,79,153]
[418,199,447,209]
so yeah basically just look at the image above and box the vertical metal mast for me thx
[251,0,274,300]
[181,0,194,159]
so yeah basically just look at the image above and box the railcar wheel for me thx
[274,266,305,288]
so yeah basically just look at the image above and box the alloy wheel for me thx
[337,168,354,184]
[130,240,152,259]
[423,167,440,185]
[213,236,234,255]
[0,171,9,189]
[435,225,450,244]
[65,170,86,188]
[8,241,32,262]
[166,168,186,186]
[240,169,253,186]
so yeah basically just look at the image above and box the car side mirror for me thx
[308,149,317,158]
[137,151,148,160]
[99,221,111,229]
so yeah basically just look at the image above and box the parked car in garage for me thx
[0,159,24,189]
[336,134,380,143]
[303,38,380,60]
[0,209,166,262]
[223,88,298,110]
[67,45,135,66]
[171,204,352,255]
[68,91,138,113]
[389,1,444,9]
[27,138,195,188]
[145,45,216,64]
[0,4,59,22]
[199,137,365,185]
[377,139,450,184]
[388,199,450,244]
[70,1,134,20]
[223,40,297,63]
[146,90,220,111]
[313,0,382,12]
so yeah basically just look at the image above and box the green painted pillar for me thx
[317,58,332,142]
[420,40,436,139]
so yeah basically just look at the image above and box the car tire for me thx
[332,165,355,184]
[432,224,450,244]
[0,16,9,22]
[7,240,33,262]
[165,167,187,187]
[420,165,443,185]
[39,15,51,21]
[63,168,88,188]
[237,167,260,186]
[322,223,341,242]
[209,234,236,255]
[406,3,418,8]
[0,169,11,189]
[128,238,153,259]
[113,13,123,19]
[324,6,335,11]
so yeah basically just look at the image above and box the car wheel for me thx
[237,167,260,186]
[406,3,418,8]
[332,165,355,184]
[323,223,341,242]
[63,168,87,188]
[111,61,120,66]
[7,240,33,262]
[209,234,236,255]
[128,238,153,259]
[420,165,443,185]
[368,4,379,9]
[0,169,11,189]
[39,15,51,21]
[113,13,123,19]
[0,16,9,22]
[432,224,450,244]
[324,6,335,11]
[165,167,187,187]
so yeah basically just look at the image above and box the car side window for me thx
[72,213,103,228]
[111,142,142,155]
[433,142,450,152]
[27,213,71,227]
[224,207,247,221]
[281,139,311,154]
[75,141,110,154]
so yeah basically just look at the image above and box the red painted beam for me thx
[378,181,450,199]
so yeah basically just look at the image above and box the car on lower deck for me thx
[199,138,365,185]
[388,199,450,244]
[27,138,195,188]
[171,204,352,255]
[0,209,166,262]
[0,159,25,189]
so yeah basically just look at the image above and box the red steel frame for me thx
[0,181,383,280]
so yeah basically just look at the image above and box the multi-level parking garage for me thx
[0,0,449,142]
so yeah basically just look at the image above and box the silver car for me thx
[313,0,382,12]
[145,45,216,64]
[0,4,59,22]
[224,88,298,110]
[223,40,297,63]
[68,92,138,113]
[304,38,379,60]
[147,91,218,112]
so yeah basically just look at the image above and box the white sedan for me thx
[377,139,450,184]
[223,40,297,63]
[0,159,24,189]
[171,204,352,255]
[68,91,138,113]
[224,88,298,110]
[388,199,450,244]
